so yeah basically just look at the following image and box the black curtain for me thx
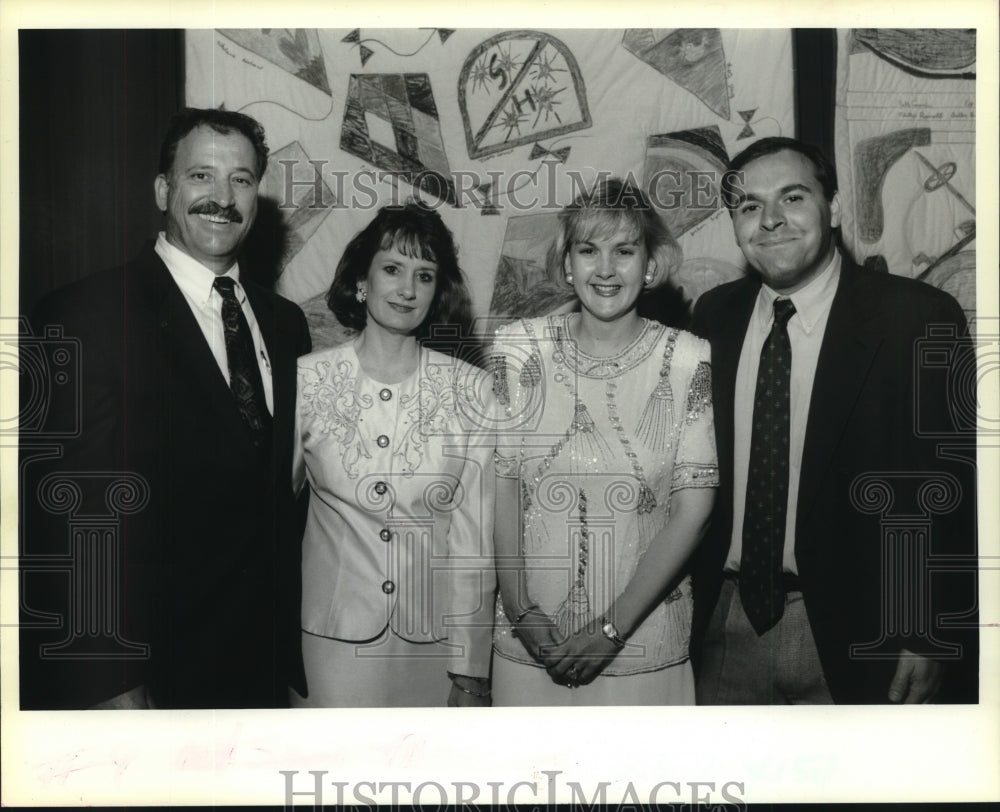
[18,30,184,315]
[792,29,837,158]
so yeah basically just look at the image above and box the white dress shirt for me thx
[727,251,841,574]
[155,233,273,414]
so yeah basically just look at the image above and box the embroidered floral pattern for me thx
[396,361,461,476]
[299,358,372,478]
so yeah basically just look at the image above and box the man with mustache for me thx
[21,108,312,708]
[690,137,976,704]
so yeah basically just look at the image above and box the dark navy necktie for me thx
[213,276,272,440]
[740,297,796,635]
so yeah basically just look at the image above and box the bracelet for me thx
[447,672,491,698]
[600,619,627,649]
[513,604,540,625]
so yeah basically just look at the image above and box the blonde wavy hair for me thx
[546,176,683,290]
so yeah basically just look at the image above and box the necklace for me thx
[568,312,645,361]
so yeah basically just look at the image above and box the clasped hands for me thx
[514,608,622,688]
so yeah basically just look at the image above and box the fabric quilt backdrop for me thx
[834,28,976,324]
[186,29,794,348]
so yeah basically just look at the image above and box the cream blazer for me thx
[294,341,497,678]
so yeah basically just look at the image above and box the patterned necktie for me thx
[213,276,272,439]
[740,297,796,635]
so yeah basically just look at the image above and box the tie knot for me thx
[773,297,796,327]
[213,276,238,300]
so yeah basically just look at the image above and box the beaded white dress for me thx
[491,315,718,704]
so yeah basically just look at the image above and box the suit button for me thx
[381,580,395,594]
[374,481,388,495]
[379,388,392,401]
[379,528,391,542]
[376,434,390,448]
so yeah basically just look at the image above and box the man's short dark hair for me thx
[721,136,838,212]
[158,107,269,179]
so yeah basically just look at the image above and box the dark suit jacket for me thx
[690,258,977,703]
[20,244,311,709]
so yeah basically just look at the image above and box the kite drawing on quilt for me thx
[259,141,336,275]
[489,212,577,319]
[459,30,591,160]
[341,28,455,67]
[622,29,730,120]
[906,149,976,263]
[218,29,331,95]
[340,73,456,204]
[853,133,975,313]
[851,29,976,76]
[905,147,975,316]
[854,128,933,244]
[643,125,729,238]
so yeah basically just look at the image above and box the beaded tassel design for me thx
[634,376,674,453]
[519,351,542,388]
[606,378,658,515]
[492,353,509,406]
[566,401,613,476]
[635,329,678,452]
[637,482,657,514]
[520,477,533,513]
[685,361,713,424]
[553,488,593,638]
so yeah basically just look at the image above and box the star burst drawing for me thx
[494,45,521,80]
[529,50,566,84]
[497,104,528,141]
[470,56,492,94]
[531,84,564,126]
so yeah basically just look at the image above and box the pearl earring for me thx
[565,273,574,284]
[356,287,367,303]
[644,273,654,285]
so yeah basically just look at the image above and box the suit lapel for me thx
[713,278,760,487]
[135,248,247,420]
[796,262,884,535]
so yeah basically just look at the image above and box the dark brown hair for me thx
[159,107,269,179]
[326,202,472,341]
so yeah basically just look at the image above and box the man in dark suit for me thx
[691,137,976,704]
[20,108,311,709]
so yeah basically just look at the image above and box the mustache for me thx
[188,201,243,223]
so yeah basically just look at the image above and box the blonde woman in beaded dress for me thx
[491,178,718,705]
[291,203,496,708]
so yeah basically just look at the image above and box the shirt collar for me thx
[155,232,242,306]
[756,250,841,334]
